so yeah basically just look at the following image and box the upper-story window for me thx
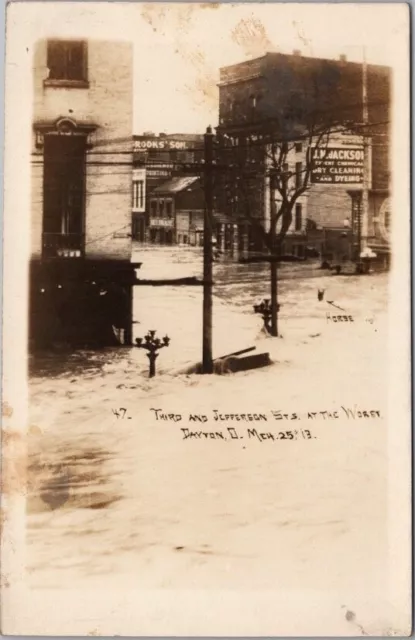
[295,161,303,189]
[165,200,173,218]
[133,180,145,212]
[46,40,88,87]
[150,200,158,217]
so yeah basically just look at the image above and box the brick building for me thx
[31,38,139,347]
[216,51,391,263]
[132,133,204,242]
[148,176,205,246]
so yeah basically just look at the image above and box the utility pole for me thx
[356,191,362,264]
[269,171,278,337]
[202,125,214,373]
[360,48,370,262]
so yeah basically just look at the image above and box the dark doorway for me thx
[43,135,86,257]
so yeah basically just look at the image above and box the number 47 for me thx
[112,408,127,419]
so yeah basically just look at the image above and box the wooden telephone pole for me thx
[269,171,279,336]
[202,126,214,373]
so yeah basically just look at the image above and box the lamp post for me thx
[135,330,170,378]
[254,298,281,335]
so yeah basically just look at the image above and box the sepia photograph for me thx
[1,1,411,636]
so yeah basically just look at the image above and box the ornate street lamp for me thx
[253,298,281,335]
[135,330,171,378]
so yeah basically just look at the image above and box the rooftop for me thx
[152,176,200,195]
[219,51,391,85]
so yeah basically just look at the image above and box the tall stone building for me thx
[31,39,140,347]
[216,51,391,263]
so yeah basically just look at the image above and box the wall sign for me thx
[310,146,365,184]
[134,139,190,151]
[149,218,174,228]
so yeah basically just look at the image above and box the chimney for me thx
[293,49,301,56]
[339,54,347,62]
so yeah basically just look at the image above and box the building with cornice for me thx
[31,38,140,347]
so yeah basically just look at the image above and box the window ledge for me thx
[44,79,89,89]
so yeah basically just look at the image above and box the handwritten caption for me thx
[144,407,382,442]
[326,313,354,323]
[111,407,382,442]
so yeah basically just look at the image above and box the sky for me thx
[133,2,406,133]
[6,2,409,134]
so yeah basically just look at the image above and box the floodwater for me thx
[29,244,367,378]
[26,246,391,634]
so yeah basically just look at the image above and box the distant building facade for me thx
[148,176,205,246]
[216,51,391,264]
[31,38,139,347]
[132,133,204,242]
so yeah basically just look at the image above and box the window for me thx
[42,135,86,258]
[295,162,303,189]
[295,142,303,153]
[132,180,145,212]
[295,203,302,231]
[249,95,257,119]
[166,200,173,218]
[150,200,157,217]
[189,212,193,226]
[159,199,165,217]
[46,40,88,84]
[282,162,289,187]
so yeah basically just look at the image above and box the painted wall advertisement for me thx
[134,138,191,151]
[310,146,365,185]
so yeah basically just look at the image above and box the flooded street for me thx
[26,246,391,634]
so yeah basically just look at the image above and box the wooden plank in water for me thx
[215,346,256,361]
[216,352,271,374]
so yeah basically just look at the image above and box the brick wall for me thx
[306,185,353,228]
[32,39,133,261]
